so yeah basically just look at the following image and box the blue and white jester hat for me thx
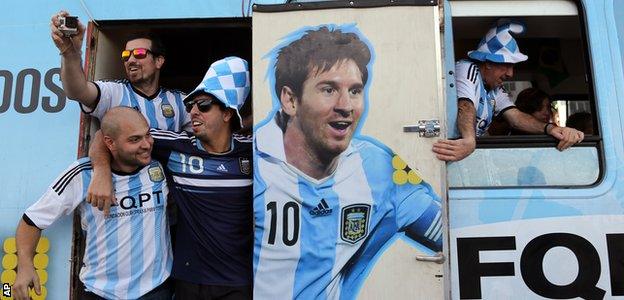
[468,19,528,64]
[184,56,250,127]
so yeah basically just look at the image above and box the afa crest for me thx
[161,104,175,118]
[340,204,371,244]
[239,157,251,175]
[148,166,165,182]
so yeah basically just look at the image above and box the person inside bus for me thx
[566,111,594,135]
[51,11,190,214]
[487,87,553,135]
[432,19,584,162]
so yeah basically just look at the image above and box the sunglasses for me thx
[121,48,154,61]
[185,99,215,113]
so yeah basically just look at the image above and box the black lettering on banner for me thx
[521,233,605,300]
[266,201,300,246]
[153,190,163,205]
[0,70,12,113]
[42,68,66,113]
[119,196,138,210]
[14,68,40,114]
[607,234,624,295]
[457,237,515,299]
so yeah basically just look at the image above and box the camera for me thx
[58,16,78,37]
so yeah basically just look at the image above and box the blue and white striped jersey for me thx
[83,80,191,132]
[253,118,442,300]
[150,129,253,286]
[23,158,172,300]
[455,60,515,136]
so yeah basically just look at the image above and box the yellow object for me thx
[33,254,48,270]
[1,269,16,285]
[36,237,50,254]
[29,285,47,300]
[407,170,423,184]
[36,269,48,285]
[392,170,408,185]
[391,155,407,170]
[2,254,17,270]
[3,238,16,254]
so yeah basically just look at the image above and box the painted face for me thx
[481,62,514,89]
[188,94,231,142]
[290,59,365,159]
[112,119,153,169]
[532,98,552,123]
[123,38,162,85]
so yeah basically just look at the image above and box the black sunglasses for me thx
[184,99,215,113]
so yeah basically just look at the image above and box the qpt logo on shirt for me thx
[161,103,175,118]
[239,157,251,175]
[341,204,371,244]
[148,166,165,182]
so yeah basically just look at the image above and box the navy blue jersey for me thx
[150,129,253,286]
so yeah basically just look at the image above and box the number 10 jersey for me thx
[253,118,442,300]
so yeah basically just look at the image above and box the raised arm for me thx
[13,219,42,300]
[502,108,584,150]
[50,11,99,108]
[87,130,115,215]
[432,99,477,162]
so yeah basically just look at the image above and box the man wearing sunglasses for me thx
[51,11,190,133]
[89,57,253,299]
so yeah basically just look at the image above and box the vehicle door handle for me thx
[403,119,440,137]
[415,252,445,264]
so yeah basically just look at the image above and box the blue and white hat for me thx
[184,56,250,127]
[468,19,528,64]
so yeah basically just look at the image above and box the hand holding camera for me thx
[58,16,78,37]
[50,11,85,55]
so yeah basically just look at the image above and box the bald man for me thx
[13,107,173,300]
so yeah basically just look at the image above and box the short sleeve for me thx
[391,156,443,251]
[24,161,89,229]
[493,87,515,116]
[149,128,181,163]
[455,61,479,107]
[176,92,192,133]
[181,110,192,133]
[89,81,122,120]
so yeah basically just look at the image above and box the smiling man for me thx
[51,11,190,132]
[13,107,172,300]
[89,57,253,299]
[432,19,584,161]
[253,25,442,299]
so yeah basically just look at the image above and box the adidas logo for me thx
[216,164,228,172]
[310,199,332,217]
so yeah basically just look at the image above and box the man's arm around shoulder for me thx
[87,131,115,216]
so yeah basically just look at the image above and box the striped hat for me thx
[468,19,528,64]
[184,56,250,127]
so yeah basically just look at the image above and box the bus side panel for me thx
[449,0,624,298]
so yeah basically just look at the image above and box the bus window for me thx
[446,0,601,188]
